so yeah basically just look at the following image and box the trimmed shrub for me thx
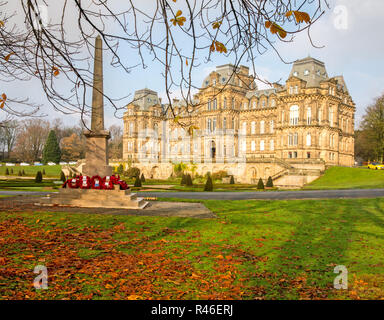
[134,175,142,188]
[140,173,146,182]
[266,176,274,188]
[204,174,213,191]
[22,170,25,176]
[10,168,13,174]
[230,175,235,184]
[5,168,9,175]
[18,170,22,176]
[42,169,46,175]
[125,167,140,178]
[186,174,193,186]
[257,178,264,190]
[35,171,43,183]
[60,171,66,182]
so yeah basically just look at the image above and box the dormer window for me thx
[293,71,298,77]
[316,70,321,76]
[304,69,309,76]
[222,77,226,83]
[205,80,209,86]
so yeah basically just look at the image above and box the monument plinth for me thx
[38,36,148,210]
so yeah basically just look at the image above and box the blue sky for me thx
[2,0,384,129]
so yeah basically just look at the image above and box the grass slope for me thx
[0,165,62,177]
[304,166,384,190]
[1,198,384,299]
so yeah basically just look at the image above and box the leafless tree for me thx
[0,0,329,127]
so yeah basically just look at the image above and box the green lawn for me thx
[0,165,62,177]
[1,198,384,299]
[304,166,384,190]
[0,179,60,192]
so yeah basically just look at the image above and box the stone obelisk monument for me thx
[82,35,113,177]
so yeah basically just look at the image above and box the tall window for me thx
[129,122,134,135]
[242,140,246,152]
[289,133,298,146]
[251,121,256,134]
[207,119,211,132]
[232,118,235,129]
[207,99,211,111]
[231,98,235,109]
[223,98,227,109]
[242,122,247,135]
[260,120,265,134]
[213,99,217,110]
[252,101,256,109]
[223,117,227,130]
[270,139,274,151]
[346,119,349,133]
[290,105,299,125]
[307,107,311,125]
[294,85,298,94]
[251,141,256,151]
[318,108,322,123]
[270,120,274,133]
[271,99,276,107]
[329,106,334,126]
[282,110,285,123]
[289,86,293,94]
[213,118,216,132]
[261,100,266,107]
[260,140,265,151]
[306,133,311,146]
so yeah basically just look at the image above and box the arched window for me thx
[251,141,256,151]
[242,122,247,135]
[251,121,256,134]
[252,101,256,109]
[307,107,311,125]
[260,120,265,134]
[306,133,311,146]
[290,105,299,125]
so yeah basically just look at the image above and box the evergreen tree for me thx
[140,173,146,182]
[10,168,13,174]
[42,130,61,164]
[204,174,213,191]
[186,174,193,186]
[266,176,274,188]
[42,168,46,175]
[35,171,43,183]
[134,175,142,187]
[60,171,66,182]
[22,169,25,176]
[5,168,9,175]
[18,170,22,176]
[257,178,265,189]
[230,175,235,184]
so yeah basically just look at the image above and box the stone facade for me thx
[122,57,355,187]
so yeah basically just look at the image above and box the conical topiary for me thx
[257,178,264,190]
[204,174,213,191]
[10,168,13,174]
[266,176,274,188]
[140,173,146,182]
[35,171,43,183]
[22,169,25,176]
[42,169,46,175]
[134,175,142,188]
[230,175,235,184]
[5,168,9,175]
[60,171,66,182]
[186,174,193,186]
[18,170,22,176]
[180,173,187,185]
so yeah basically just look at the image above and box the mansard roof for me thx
[289,56,329,88]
